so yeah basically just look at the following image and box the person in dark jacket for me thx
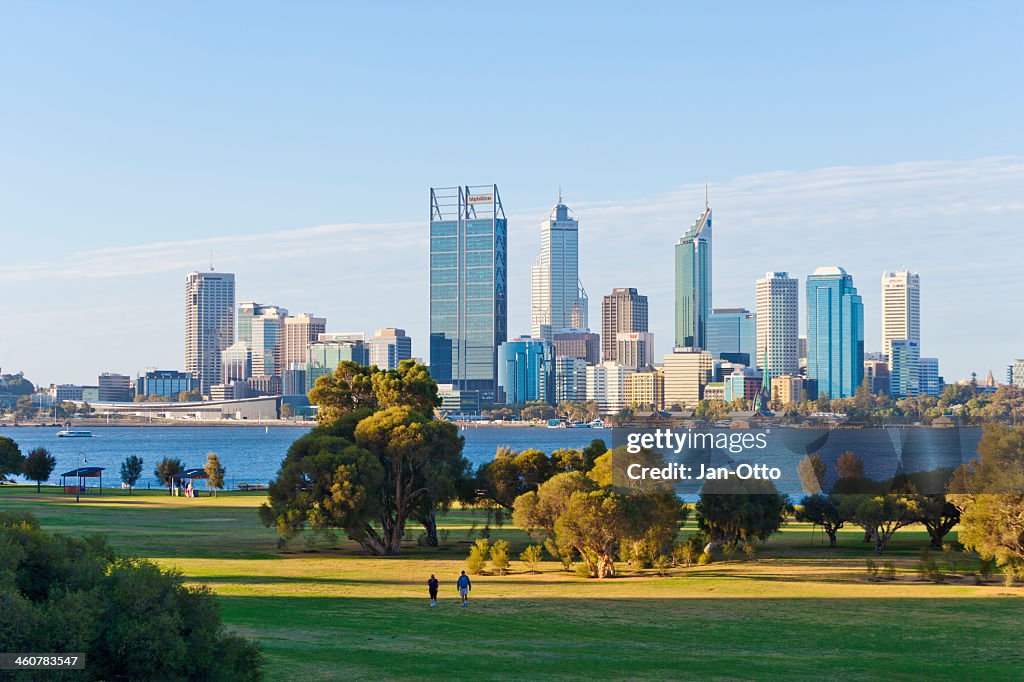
[456,570,471,608]
[428,574,439,607]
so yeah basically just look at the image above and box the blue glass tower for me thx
[429,185,507,405]
[498,337,555,405]
[675,203,712,349]
[806,266,864,399]
[707,308,755,365]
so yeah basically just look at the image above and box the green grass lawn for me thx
[2,485,1022,681]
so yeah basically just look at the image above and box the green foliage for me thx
[0,514,263,680]
[673,534,704,567]
[204,451,225,495]
[178,389,202,402]
[120,454,143,493]
[696,478,788,551]
[882,561,896,580]
[742,541,757,561]
[697,552,712,565]
[519,544,543,573]
[477,446,556,511]
[948,423,1024,576]
[308,360,439,426]
[22,447,56,492]
[796,494,846,547]
[154,457,184,488]
[916,494,961,549]
[491,539,511,575]
[839,494,920,555]
[520,401,557,421]
[865,558,879,580]
[0,436,25,480]
[917,548,944,583]
[653,555,672,576]
[467,538,490,575]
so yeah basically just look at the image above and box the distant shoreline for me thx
[0,420,313,428]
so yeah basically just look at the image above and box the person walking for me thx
[456,570,471,608]
[428,574,439,607]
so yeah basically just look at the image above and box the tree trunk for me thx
[596,553,616,578]
[827,530,837,547]
[420,509,439,547]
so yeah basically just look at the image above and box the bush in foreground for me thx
[0,511,263,681]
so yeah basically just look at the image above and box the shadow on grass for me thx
[215,595,1024,681]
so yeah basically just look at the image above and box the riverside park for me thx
[1,485,1021,681]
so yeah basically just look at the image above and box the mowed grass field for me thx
[2,486,1023,681]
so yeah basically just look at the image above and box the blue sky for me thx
[1,2,1021,385]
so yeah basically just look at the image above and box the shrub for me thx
[942,543,960,573]
[466,538,490,575]
[575,561,594,578]
[978,556,996,583]
[697,552,712,565]
[545,539,572,571]
[742,542,757,561]
[917,548,944,583]
[882,561,896,580]
[519,545,543,573]
[653,555,671,577]
[491,540,511,575]
[673,535,704,567]
[865,558,879,580]
[1003,565,1016,588]
[722,543,737,560]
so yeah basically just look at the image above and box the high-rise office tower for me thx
[552,330,600,366]
[250,305,289,377]
[889,339,921,399]
[497,336,555,404]
[662,348,714,408]
[707,308,756,366]
[368,328,413,370]
[306,337,370,392]
[185,269,236,395]
[675,199,712,349]
[881,271,921,362]
[806,266,864,399]
[530,193,588,341]
[97,373,132,402]
[237,302,271,347]
[221,341,252,384]
[919,357,942,397]
[755,272,799,378]
[429,185,507,405]
[283,313,327,367]
[615,331,656,369]
[601,288,648,362]
[585,361,636,414]
[555,356,588,403]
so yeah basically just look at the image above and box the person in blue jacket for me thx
[456,570,471,608]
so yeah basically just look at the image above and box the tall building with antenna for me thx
[675,185,713,349]
[531,190,588,341]
[185,267,236,395]
[429,184,507,406]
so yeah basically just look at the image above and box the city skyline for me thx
[2,157,1022,387]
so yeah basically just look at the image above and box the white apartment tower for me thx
[755,272,799,378]
[185,269,236,395]
[881,270,921,363]
[531,194,588,341]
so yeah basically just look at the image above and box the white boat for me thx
[588,419,606,429]
[57,430,93,438]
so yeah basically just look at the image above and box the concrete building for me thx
[250,305,289,377]
[724,368,762,403]
[283,313,327,368]
[531,195,588,340]
[247,374,283,397]
[662,349,713,408]
[771,375,805,405]
[806,266,864,399]
[615,331,656,369]
[97,373,132,402]
[864,359,890,395]
[707,308,756,365]
[497,337,555,405]
[554,356,588,403]
[281,364,308,396]
[675,201,712,349]
[429,185,507,406]
[889,339,921,399]
[703,383,725,402]
[552,330,600,366]
[89,396,280,421]
[1010,360,1024,390]
[49,384,85,403]
[601,288,648,363]
[625,369,664,410]
[586,361,635,414]
[368,328,413,370]
[185,270,236,395]
[881,270,921,365]
[756,272,799,378]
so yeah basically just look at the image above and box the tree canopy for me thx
[22,447,56,493]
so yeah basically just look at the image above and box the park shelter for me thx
[170,468,209,496]
[60,467,105,495]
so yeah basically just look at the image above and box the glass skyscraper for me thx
[429,185,507,405]
[531,194,588,340]
[707,308,756,365]
[497,337,554,405]
[675,203,712,349]
[806,266,864,399]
